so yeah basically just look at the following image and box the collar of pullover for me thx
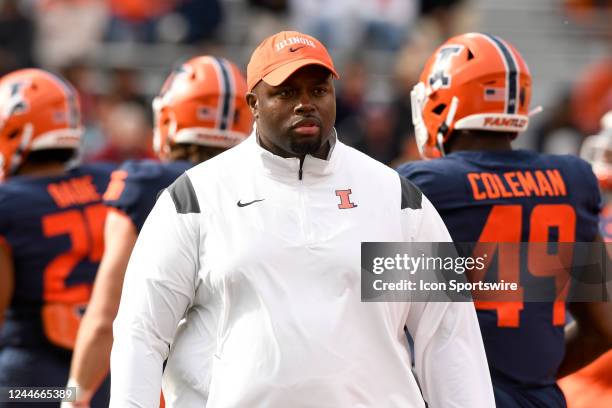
[247,126,341,184]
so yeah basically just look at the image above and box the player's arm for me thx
[559,301,612,378]
[65,209,137,406]
[557,160,612,377]
[110,180,199,407]
[403,193,495,407]
[0,241,14,328]
[558,233,612,378]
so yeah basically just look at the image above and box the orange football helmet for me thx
[412,33,533,159]
[0,68,82,181]
[152,56,253,160]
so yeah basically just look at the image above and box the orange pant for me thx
[559,351,612,408]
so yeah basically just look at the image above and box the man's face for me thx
[247,65,336,159]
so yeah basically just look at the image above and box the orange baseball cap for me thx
[247,31,339,91]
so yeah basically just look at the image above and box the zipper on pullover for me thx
[298,158,304,180]
[297,156,312,244]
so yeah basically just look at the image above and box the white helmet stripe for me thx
[41,71,80,128]
[217,57,236,131]
[209,57,224,130]
[479,33,519,114]
[210,57,234,131]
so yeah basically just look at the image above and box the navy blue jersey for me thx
[398,150,600,390]
[0,163,114,349]
[102,160,192,232]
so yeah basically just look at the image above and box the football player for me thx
[398,33,612,407]
[558,111,612,408]
[64,56,252,407]
[579,111,612,240]
[0,69,114,408]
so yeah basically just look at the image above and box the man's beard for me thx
[289,135,322,156]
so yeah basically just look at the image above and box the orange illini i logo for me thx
[335,189,357,209]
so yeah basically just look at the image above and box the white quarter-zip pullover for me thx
[110,132,494,407]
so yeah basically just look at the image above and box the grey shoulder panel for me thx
[399,174,422,210]
[168,173,201,214]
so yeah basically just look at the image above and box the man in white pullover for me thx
[110,30,495,407]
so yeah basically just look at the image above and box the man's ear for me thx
[246,92,258,118]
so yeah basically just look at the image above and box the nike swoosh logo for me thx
[289,46,306,52]
[237,199,265,207]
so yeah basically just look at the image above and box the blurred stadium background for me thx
[1,0,610,166]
